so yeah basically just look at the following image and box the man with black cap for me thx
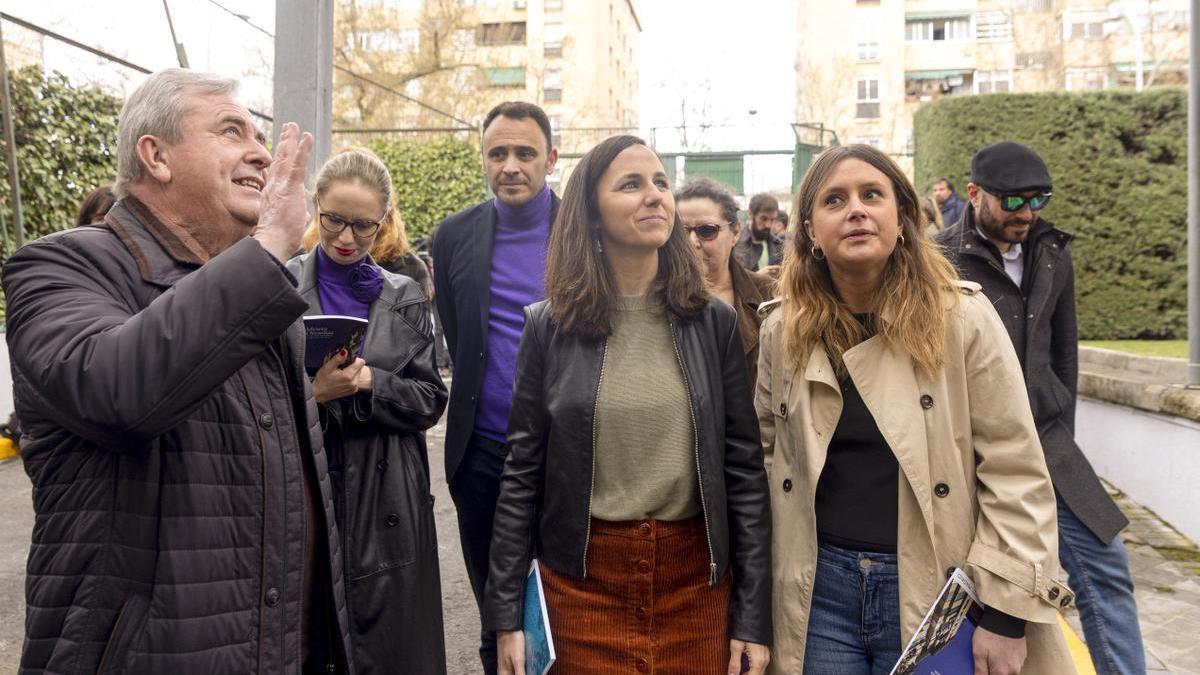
[936,141,1145,674]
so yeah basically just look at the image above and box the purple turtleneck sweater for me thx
[474,183,552,443]
[315,247,384,358]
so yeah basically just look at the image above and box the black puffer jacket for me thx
[3,198,353,674]
[483,298,773,646]
[288,251,448,674]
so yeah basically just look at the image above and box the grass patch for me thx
[1081,340,1188,358]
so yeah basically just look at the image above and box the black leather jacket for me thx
[483,298,773,645]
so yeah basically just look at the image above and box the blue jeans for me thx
[804,543,903,675]
[1057,497,1146,675]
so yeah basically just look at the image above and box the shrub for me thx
[913,88,1187,339]
[369,136,487,242]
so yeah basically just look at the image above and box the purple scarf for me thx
[315,245,384,320]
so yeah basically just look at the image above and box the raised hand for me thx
[253,122,314,261]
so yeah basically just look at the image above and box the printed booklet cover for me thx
[889,567,983,675]
[523,559,556,675]
[302,315,368,376]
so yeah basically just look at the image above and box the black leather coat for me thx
[482,298,773,646]
[287,252,449,674]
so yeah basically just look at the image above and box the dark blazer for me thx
[936,207,1128,542]
[3,198,353,674]
[431,194,560,482]
[483,299,773,646]
[729,261,776,390]
[732,229,785,271]
[287,252,448,674]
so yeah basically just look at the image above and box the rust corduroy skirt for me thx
[539,516,732,674]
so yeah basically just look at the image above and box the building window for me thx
[1015,51,1053,69]
[452,28,475,50]
[906,17,972,41]
[545,0,563,9]
[1013,0,1052,10]
[1065,67,1107,91]
[976,70,1012,93]
[856,78,880,118]
[544,21,565,56]
[849,136,881,147]
[352,28,419,52]
[477,21,527,45]
[1063,10,1105,40]
[975,11,1012,41]
[484,66,526,87]
[856,23,879,61]
[543,67,563,102]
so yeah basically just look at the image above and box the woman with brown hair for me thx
[484,135,772,675]
[757,144,1075,674]
[676,177,776,390]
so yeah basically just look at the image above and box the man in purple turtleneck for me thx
[432,101,559,675]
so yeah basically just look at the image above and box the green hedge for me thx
[369,136,487,242]
[913,88,1187,340]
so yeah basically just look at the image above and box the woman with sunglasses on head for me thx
[757,144,1074,674]
[676,178,776,392]
[484,135,772,675]
[287,147,449,674]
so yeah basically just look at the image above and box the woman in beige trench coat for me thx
[757,144,1076,674]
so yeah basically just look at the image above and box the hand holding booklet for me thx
[302,315,368,376]
[523,560,556,675]
[889,567,983,675]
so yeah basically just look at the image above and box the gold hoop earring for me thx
[811,245,825,261]
[898,233,906,246]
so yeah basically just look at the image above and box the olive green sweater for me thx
[590,294,700,521]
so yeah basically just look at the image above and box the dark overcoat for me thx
[936,206,1128,542]
[2,197,353,674]
[287,251,449,674]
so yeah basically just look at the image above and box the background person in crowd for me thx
[485,134,772,675]
[733,192,785,276]
[676,177,776,391]
[936,141,1145,675]
[758,144,1075,674]
[920,196,945,234]
[288,147,449,674]
[2,69,352,673]
[931,176,966,225]
[74,184,115,226]
[772,209,789,238]
[431,100,559,675]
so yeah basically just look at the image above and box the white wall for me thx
[1077,396,1200,544]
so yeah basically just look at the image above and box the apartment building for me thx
[2,23,44,71]
[795,0,1190,169]
[334,0,640,134]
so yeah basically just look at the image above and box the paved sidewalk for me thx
[1060,482,1200,674]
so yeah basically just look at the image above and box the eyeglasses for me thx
[983,187,1052,212]
[684,222,731,241]
[317,202,383,238]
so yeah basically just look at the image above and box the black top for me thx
[814,315,900,553]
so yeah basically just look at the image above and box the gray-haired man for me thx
[3,69,352,673]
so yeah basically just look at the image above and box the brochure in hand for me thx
[302,315,368,376]
[889,567,983,675]
[523,559,556,675]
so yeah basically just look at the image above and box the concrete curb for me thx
[1078,347,1200,423]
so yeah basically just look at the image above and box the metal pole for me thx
[162,0,190,68]
[0,18,24,248]
[1188,0,1199,385]
[273,0,333,178]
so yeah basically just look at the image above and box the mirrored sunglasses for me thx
[986,189,1052,212]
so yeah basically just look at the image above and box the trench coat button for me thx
[779,402,788,417]
[934,483,950,498]
[636,657,649,672]
[259,413,274,429]
[1048,586,1060,600]
[636,606,648,620]
[638,522,652,537]
[637,560,652,574]
[1061,596,1070,608]
[920,395,934,410]
[264,587,280,607]
[377,459,388,471]
[782,478,793,492]
[385,512,400,527]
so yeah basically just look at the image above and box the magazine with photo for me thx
[302,315,369,376]
[889,567,983,675]
[523,559,556,675]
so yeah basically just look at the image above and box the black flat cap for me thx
[970,141,1052,192]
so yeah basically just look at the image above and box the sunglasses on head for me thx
[983,187,1052,212]
[684,222,731,241]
